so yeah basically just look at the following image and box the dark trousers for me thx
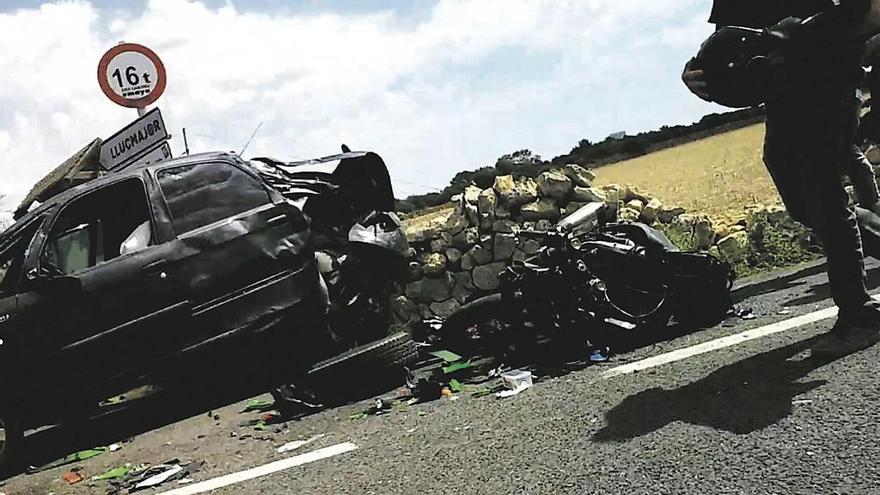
[763,87,880,318]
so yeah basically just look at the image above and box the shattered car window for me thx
[157,162,271,235]
[40,179,152,275]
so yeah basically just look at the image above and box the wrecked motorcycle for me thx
[439,203,734,361]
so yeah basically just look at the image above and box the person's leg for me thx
[764,95,880,355]
[840,89,880,259]
[846,143,880,211]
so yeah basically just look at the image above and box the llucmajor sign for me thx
[100,107,170,170]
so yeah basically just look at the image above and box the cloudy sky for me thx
[0,0,720,214]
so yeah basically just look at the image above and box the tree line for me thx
[395,107,765,214]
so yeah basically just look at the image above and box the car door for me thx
[152,158,318,355]
[0,216,47,396]
[17,176,191,396]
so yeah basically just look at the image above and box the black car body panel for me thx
[0,151,350,426]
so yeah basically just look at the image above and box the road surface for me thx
[5,260,880,495]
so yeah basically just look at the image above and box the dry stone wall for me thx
[393,165,814,327]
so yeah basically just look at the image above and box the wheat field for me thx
[593,124,782,226]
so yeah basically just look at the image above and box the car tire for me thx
[305,332,418,403]
[0,408,24,473]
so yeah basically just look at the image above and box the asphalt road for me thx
[6,259,880,495]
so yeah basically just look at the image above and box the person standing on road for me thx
[683,0,880,357]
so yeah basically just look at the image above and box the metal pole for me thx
[183,128,190,156]
[137,107,146,117]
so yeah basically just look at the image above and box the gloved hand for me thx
[761,16,810,66]
[763,16,806,43]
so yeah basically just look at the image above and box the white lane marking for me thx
[602,305,841,379]
[156,442,358,495]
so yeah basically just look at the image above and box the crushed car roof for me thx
[6,151,243,236]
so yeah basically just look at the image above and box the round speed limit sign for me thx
[97,43,167,108]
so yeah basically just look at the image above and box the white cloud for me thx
[0,0,716,212]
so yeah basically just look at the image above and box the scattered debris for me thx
[448,378,463,393]
[62,471,83,485]
[487,365,508,379]
[243,399,274,413]
[276,434,326,454]
[429,350,463,363]
[350,398,393,420]
[792,399,813,405]
[500,369,533,390]
[103,395,126,405]
[92,466,130,481]
[29,447,109,473]
[109,443,122,452]
[734,307,757,320]
[131,464,185,491]
[406,367,444,402]
[589,348,610,363]
[496,382,531,398]
[778,308,792,315]
[496,369,533,398]
[178,478,194,485]
[470,385,500,398]
[441,387,454,398]
[442,360,473,374]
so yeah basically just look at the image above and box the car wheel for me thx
[0,408,24,472]
[305,332,419,403]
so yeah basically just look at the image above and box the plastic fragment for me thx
[428,350,463,363]
[133,465,184,490]
[442,360,473,374]
[496,382,531,398]
[92,466,130,481]
[63,471,83,485]
[243,399,274,413]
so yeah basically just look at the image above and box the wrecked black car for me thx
[0,150,414,468]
